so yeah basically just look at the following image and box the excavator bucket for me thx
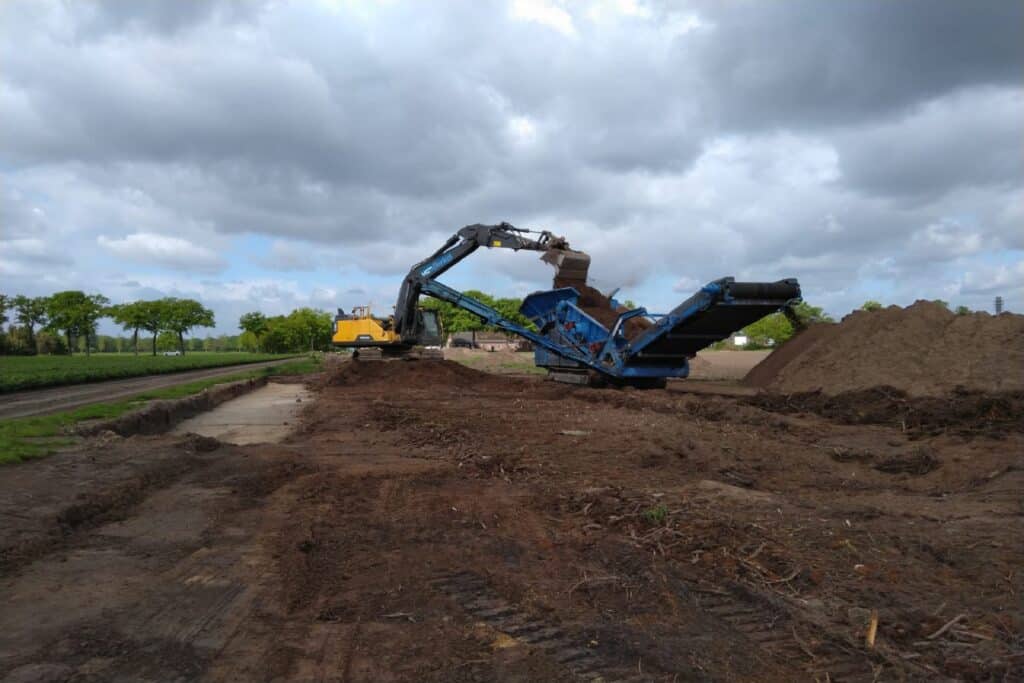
[541,248,591,285]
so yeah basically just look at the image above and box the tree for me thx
[739,300,833,349]
[955,305,971,316]
[933,300,950,309]
[35,330,66,355]
[860,300,882,312]
[139,300,169,356]
[163,298,215,355]
[741,312,793,349]
[109,301,152,355]
[239,312,269,351]
[12,296,49,352]
[45,291,109,356]
[79,294,110,356]
[790,301,833,325]
[0,294,9,326]
[156,330,180,352]
[286,308,333,351]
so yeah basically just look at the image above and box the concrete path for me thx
[171,382,311,444]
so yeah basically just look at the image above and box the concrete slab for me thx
[171,382,311,445]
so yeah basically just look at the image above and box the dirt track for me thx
[0,359,293,420]
[1,362,1020,682]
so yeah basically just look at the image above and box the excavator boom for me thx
[393,222,589,341]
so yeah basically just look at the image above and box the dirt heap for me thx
[554,278,653,340]
[744,301,1024,396]
[324,358,545,393]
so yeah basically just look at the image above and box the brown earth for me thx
[554,278,653,339]
[745,302,1024,396]
[1,363,1021,682]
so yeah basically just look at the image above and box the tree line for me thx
[0,292,215,356]
[237,309,334,353]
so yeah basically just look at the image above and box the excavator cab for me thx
[416,309,442,347]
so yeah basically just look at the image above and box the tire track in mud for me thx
[685,582,935,682]
[432,570,655,682]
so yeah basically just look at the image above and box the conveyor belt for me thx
[623,278,801,370]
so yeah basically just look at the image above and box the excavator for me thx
[332,223,589,358]
[333,222,801,386]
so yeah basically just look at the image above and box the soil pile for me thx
[324,359,532,392]
[554,278,653,340]
[745,301,1024,396]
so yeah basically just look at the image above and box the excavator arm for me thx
[393,222,589,341]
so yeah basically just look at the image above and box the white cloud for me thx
[97,232,226,273]
[510,0,577,38]
[960,260,1024,295]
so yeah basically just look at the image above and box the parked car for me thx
[161,350,182,356]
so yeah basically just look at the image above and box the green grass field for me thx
[0,356,321,464]
[0,352,295,393]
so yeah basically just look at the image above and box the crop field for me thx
[0,352,290,393]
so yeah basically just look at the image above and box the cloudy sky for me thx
[2,0,1021,334]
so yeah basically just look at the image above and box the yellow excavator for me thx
[331,223,589,359]
[331,304,443,359]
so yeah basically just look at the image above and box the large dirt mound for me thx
[744,301,1024,396]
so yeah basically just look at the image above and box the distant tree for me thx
[6,326,33,354]
[860,300,883,312]
[35,330,66,355]
[239,312,269,351]
[12,296,49,352]
[933,299,950,309]
[492,297,535,331]
[955,305,971,316]
[139,300,169,356]
[741,312,793,349]
[189,338,204,352]
[45,291,109,356]
[286,308,333,351]
[109,302,149,355]
[80,294,110,356]
[156,330,179,352]
[163,298,215,354]
[0,294,9,326]
[739,300,833,349]
[238,331,260,352]
[790,301,833,325]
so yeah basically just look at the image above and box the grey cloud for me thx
[688,0,1024,131]
[836,88,1023,200]
[0,0,1022,320]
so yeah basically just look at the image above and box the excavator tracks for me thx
[433,569,927,681]
[431,570,654,682]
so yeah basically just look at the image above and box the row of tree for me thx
[0,292,214,356]
[419,291,534,335]
[237,309,334,353]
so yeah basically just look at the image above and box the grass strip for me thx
[0,356,321,465]
[0,352,300,394]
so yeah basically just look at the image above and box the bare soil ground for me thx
[1,364,1020,682]
[445,348,769,382]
